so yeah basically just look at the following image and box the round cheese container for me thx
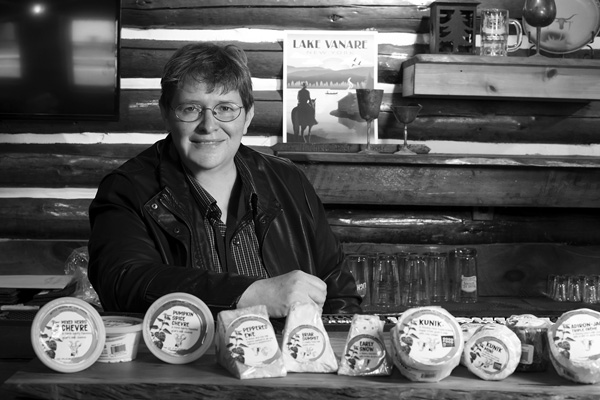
[98,316,143,363]
[390,306,463,382]
[548,308,600,384]
[30,297,105,373]
[463,323,522,381]
[142,292,215,364]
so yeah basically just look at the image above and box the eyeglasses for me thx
[172,102,243,123]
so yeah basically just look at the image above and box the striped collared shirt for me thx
[184,154,268,278]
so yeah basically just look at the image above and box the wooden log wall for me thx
[1,0,600,301]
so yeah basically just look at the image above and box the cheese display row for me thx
[30,295,600,385]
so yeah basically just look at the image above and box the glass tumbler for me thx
[450,247,478,303]
[371,254,402,309]
[584,275,600,304]
[345,253,372,307]
[404,254,430,306]
[424,251,449,303]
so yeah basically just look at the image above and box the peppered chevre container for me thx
[30,297,106,373]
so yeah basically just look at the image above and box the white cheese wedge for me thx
[548,308,600,384]
[338,314,392,376]
[281,302,338,373]
[390,306,463,382]
[463,323,521,380]
[216,304,286,379]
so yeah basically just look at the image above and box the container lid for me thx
[142,292,215,364]
[30,297,106,373]
[102,316,143,334]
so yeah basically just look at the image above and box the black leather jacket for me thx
[88,135,361,316]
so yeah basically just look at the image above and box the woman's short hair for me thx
[159,43,254,112]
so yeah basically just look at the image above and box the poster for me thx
[283,30,378,144]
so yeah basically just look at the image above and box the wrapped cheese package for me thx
[548,308,600,384]
[215,305,286,379]
[281,302,338,373]
[338,314,392,376]
[506,314,551,372]
[463,323,522,380]
[390,306,463,382]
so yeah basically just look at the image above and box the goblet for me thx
[355,89,384,154]
[392,104,422,155]
[522,0,557,56]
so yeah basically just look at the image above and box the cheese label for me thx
[397,309,459,364]
[520,344,535,364]
[225,315,280,367]
[552,313,600,362]
[147,301,206,356]
[468,336,510,375]
[285,325,327,362]
[36,306,99,365]
[343,334,386,373]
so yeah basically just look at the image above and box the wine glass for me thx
[392,104,422,155]
[522,0,557,56]
[355,89,384,154]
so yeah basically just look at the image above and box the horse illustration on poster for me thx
[291,98,317,143]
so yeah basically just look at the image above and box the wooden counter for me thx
[4,331,600,400]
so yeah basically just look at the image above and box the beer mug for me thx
[480,8,523,56]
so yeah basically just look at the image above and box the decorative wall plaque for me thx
[429,0,479,54]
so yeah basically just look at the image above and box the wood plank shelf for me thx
[5,330,600,400]
[401,54,600,101]
[277,151,600,208]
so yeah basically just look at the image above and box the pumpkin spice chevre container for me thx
[98,315,143,363]
[30,297,106,373]
[142,292,215,364]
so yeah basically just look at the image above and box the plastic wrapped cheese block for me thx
[463,323,521,380]
[142,292,214,364]
[281,302,338,373]
[390,306,463,382]
[216,304,286,379]
[30,297,106,373]
[338,314,392,376]
[506,314,551,372]
[548,308,600,384]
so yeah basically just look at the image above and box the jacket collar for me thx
[156,135,274,217]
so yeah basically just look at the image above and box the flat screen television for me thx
[0,0,121,121]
